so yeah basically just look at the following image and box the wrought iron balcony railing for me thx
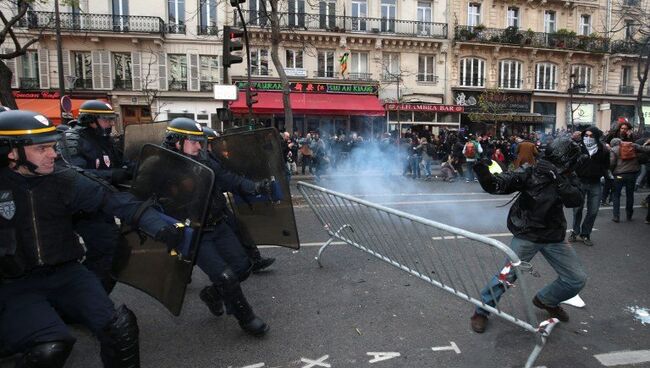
[168,79,187,91]
[417,74,438,83]
[200,81,218,92]
[459,77,485,87]
[454,26,610,53]
[498,79,524,89]
[198,25,219,36]
[19,77,39,89]
[534,82,558,91]
[22,11,164,35]
[348,72,373,81]
[619,85,635,95]
[314,69,336,78]
[113,79,133,90]
[73,78,94,89]
[610,40,641,54]
[235,10,447,39]
[166,23,186,34]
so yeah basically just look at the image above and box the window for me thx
[249,0,268,26]
[168,54,187,90]
[381,0,396,32]
[418,55,436,82]
[535,62,557,90]
[285,49,303,68]
[459,58,485,87]
[579,15,591,36]
[382,53,400,81]
[544,11,556,33]
[200,55,219,91]
[624,20,634,40]
[288,0,305,27]
[250,48,269,75]
[417,1,432,34]
[72,51,92,88]
[468,3,481,26]
[168,0,185,33]
[351,0,367,31]
[498,60,522,89]
[317,50,335,77]
[507,7,519,28]
[319,1,336,29]
[571,65,592,92]
[350,52,369,79]
[112,0,129,31]
[113,53,132,89]
[199,0,217,34]
[19,51,39,89]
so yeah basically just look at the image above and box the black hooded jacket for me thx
[474,160,584,243]
[574,127,609,184]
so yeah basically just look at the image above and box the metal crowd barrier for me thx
[297,181,559,368]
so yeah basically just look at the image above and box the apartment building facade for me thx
[2,0,648,136]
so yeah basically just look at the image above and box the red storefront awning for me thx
[229,92,385,116]
[15,98,95,125]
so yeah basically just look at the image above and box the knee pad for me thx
[100,305,140,368]
[17,340,75,368]
[215,268,240,294]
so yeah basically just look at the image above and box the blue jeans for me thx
[466,160,476,181]
[612,172,637,218]
[572,181,602,237]
[475,236,587,316]
[410,155,421,178]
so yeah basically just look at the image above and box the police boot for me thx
[16,340,74,368]
[199,285,224,316]
[99,305,140,368]
[217,269,269,337]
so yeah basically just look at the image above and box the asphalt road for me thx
[39,173,650,367]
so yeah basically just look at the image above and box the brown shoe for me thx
[470,313,488,333]
[533,296,569,322]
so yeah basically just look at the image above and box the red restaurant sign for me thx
[384,103,464,112]
[13,91,61,99]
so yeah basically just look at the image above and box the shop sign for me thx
[384,103,464,113]
[572,104,594,124]
[284,68,307,77]
[235,81,378,95]
[468,113,544,123]
[452,90,532,113]
[12,90,61,99]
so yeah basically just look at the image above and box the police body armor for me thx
[0,168,84,278]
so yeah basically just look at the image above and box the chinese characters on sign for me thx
[235,81,378,95]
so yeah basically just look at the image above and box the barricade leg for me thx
[316,224,352,268]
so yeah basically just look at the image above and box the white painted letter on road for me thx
[301,355,331,368]
[367,352,401,363]
[431,342,461,354]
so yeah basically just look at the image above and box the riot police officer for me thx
[0,110,183,367]
[203,126,276,274]
[164,118,270,336]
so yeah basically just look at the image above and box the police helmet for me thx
[163,117,206,150]
[202,126,219,141]
[0,106,11,113]
[544,136,581,172]
[0,110,60,170]
[78,100,116,135]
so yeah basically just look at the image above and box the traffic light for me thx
[246,87,258,107]
[222,26,244,68]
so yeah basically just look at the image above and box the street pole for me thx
[569,74,575,132]
[54,0,65,122]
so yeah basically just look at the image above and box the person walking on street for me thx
[568,127,609,246]
[469,137,587,333]
[609,136,650,222]
[462,134,482,182]
[513,136,539,169]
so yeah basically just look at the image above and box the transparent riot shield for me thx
[115,144,214,316]
[122,121,169,163]
[210,127,299,249]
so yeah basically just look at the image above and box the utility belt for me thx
[203,213,227,231]
[1,260,80,283]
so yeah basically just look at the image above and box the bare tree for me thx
[140,49,168,121]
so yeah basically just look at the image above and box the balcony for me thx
[19,77,39,89]
[314,70,336,78]
[113,79,133,90]
[534,82,559,91]
[198,25,219,36]
[610,40,641,54]
[348,72,373,81]
[619,85,635,95]
[235,10,447,39]
[166,23,186,34]
[73,78,94,90]
[454,26,609,53]
[23,11,164,35]
[417,74,438,83]
[169,79,187,91]
[498,79,524,89]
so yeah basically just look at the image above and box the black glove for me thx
[111,167,132,185]
[473,161,492,182]
[254,179,273,196]
[155,223,185,252]
[535,160,559,180]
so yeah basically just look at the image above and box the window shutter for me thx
[62,50,72,88]
[91,50,101,89]
[132,51,142,91]
[38,48,50,89]
[158,52,168,91]
[3,48,18,88]
[100,50,112,89]
[188,53,199,91]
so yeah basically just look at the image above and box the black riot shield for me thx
[122,121,169,163]
[115,144,214,316]
[210,127,299,249]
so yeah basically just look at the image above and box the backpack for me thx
[619,141,636,160]
[464,142,476,158]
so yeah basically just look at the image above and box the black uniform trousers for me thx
[196,221,251,283]
[0,263,114,355]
